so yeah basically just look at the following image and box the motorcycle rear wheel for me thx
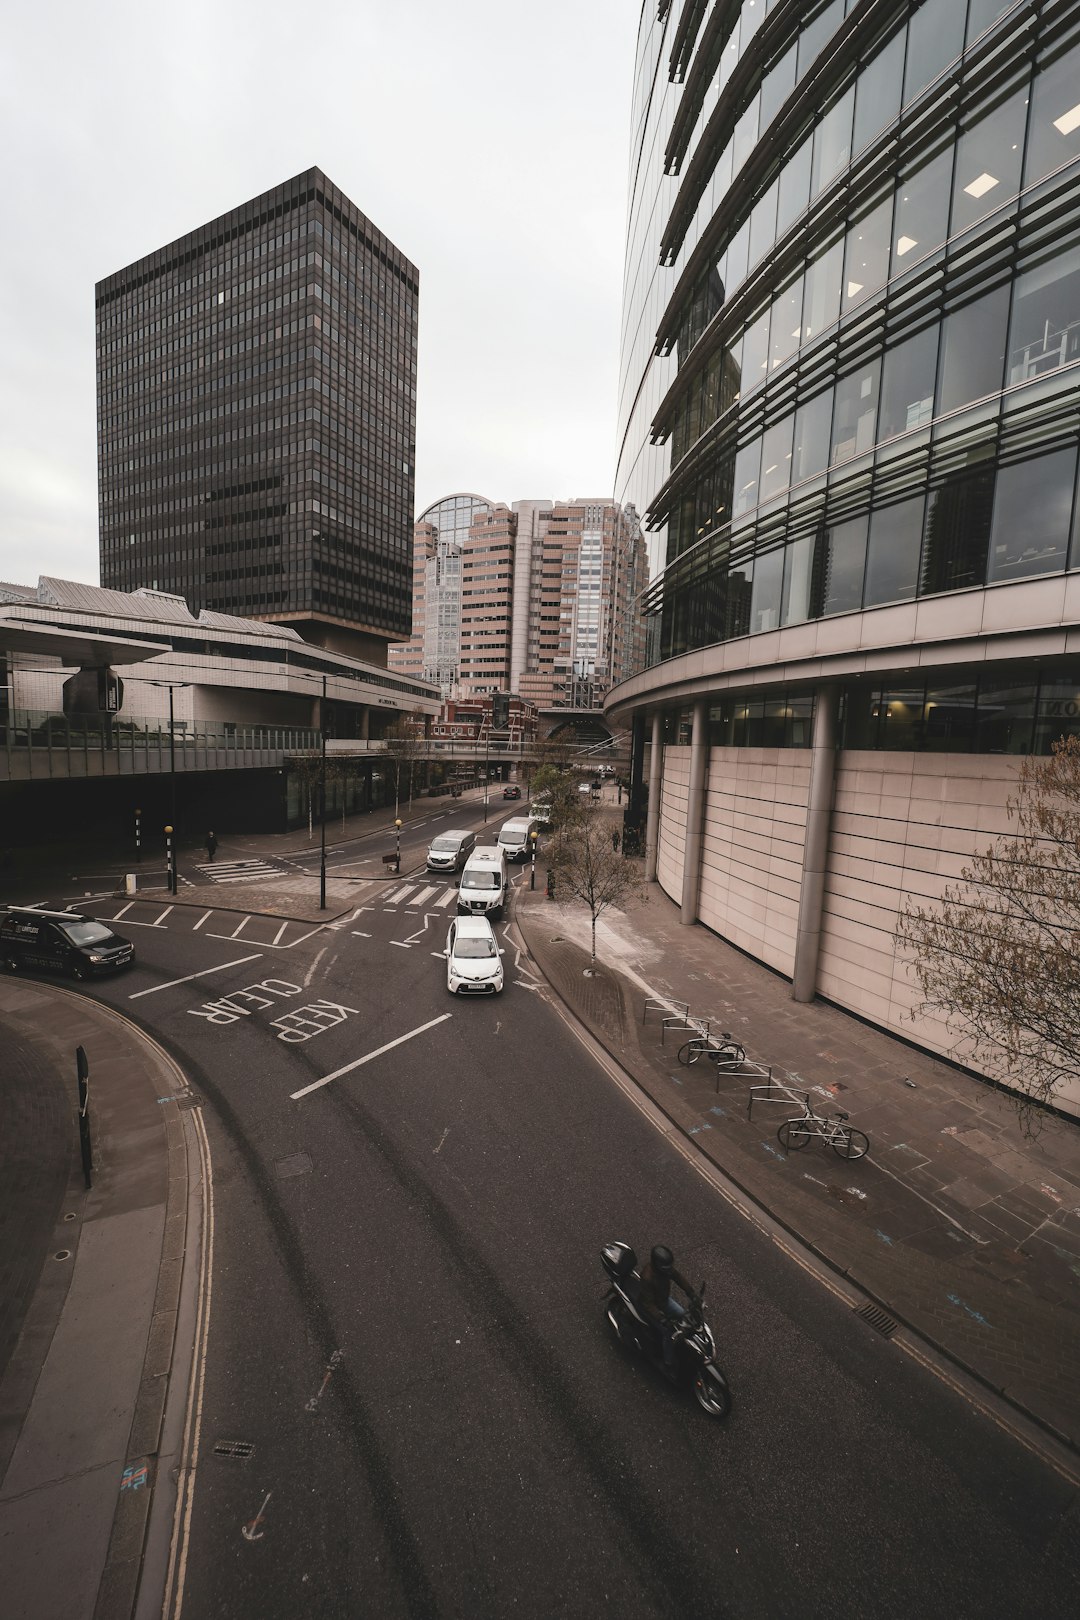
[693,1367,732,1419]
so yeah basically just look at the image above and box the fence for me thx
[1,709,321,781]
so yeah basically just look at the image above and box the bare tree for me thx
[529,761,585,831]
[381,711,428,817]
[550,807,646,961]
[896,736,1080,1128]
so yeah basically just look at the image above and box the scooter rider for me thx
[638,1245,698,1375]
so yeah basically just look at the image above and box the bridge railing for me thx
[0,709,321,781]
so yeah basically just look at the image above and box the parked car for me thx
[502,784,521,800]
[0,907,135,979]
[426,829,477,874]
[444,915,505,995]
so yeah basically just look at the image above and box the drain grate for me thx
[213,1439,255,1460]
[856,1302,898,1339]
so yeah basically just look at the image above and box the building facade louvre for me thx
[608,0,1080,1117]
[96,167,418,666]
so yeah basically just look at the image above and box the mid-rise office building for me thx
[96,168,418,663]
[608,0,1080,1113]
[392,495,647,709]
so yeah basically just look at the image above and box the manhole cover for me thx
[175,1094,204,1111]
[213,1439,255,1459]
[276,1151,313,1179]
[53,1250,72,1262]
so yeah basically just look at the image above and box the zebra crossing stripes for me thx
[194,858,285,885]
[377,880,460,910]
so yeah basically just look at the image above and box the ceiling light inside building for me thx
[847,280,863,298]
[896,235,918,255]
[1053,102,1080,136]
[964,172,999,198]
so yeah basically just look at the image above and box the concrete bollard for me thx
[125,873,137,896]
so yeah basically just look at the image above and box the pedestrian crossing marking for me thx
[194,859,284,885]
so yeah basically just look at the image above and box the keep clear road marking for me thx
[129,953,264,1000]
[290,1013,453,1100]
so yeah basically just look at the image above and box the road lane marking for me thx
[192,910,213,931]
[112,901,135,921]
[412,885,438,907]
[128,954,264,999]
[290,1013,453,1100]
[390,941,411,949]
[272,921,289,945]
[230,916,251,939]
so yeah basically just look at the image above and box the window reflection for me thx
[811,86,854,198]
[780,532,815,625]
[1007,245,1080,387]
[975,676,1035,754]
[831,358,881,464]
[921,464,995,593]
[1024,40,1080,187]
[749,546,784,632]
[733,438,762,518]
[798,0,844,81]
[879,325,938,440]
[803,236,843,340]
[903,0,965,107]
[769,276,803,372]
[864,496,925,606]
[776,135,812,238]
[937,285,1009,413]
[966,0,1013,47]
[1034,668,1080,751]
[816,515,867,614]
[760,416,795,501]
[843,196,891,312]
[892,144,952,274]
[923,684,977,751]
[951,85,1027,238]
[760,41,796,129]
[792,388,834,482]
[741,308,770,394]
[988,448,1078,582]
[749,181,779,270]
[853,28,904,155]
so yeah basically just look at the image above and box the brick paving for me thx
[516,864,1080,1452]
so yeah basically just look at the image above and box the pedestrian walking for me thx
[206,829,218,862]
[611,827,621,853]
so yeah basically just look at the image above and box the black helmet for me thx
[651,1245,674,1276]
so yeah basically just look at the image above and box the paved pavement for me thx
[2,780,1079,1616]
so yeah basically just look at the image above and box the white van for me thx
[457,846,509,917]
[497,815,536,863]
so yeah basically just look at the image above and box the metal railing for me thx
[1,708,321,781]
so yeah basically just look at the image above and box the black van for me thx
[0,908,136,979]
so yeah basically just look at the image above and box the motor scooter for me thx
[601,1242,731,1419]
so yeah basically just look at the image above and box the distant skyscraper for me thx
[389,493,491,695]
[96,167,418,662]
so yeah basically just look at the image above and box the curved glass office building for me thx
[610,0,1080,1112]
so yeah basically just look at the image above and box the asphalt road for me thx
[17,811,1080,1618]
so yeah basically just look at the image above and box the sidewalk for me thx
[515,865,1080,1455]
[0,981,193,1620]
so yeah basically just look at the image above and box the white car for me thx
[444,915,505,995]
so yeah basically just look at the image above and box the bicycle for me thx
[777,1100,869,1160]
[677,1033,747,1069]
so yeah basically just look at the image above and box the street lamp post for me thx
[319,674,328,911]
[483,726,489,823]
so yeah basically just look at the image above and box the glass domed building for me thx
[609,0,1080,1110]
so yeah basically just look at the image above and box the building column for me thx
[680,697,708,925]
[792,683,840,1003]
[357,706,370,741]
[627,711,647,845]
[645,709,663,882]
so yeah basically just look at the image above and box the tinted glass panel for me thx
[741,309,770,395]
[726,221,750,294]
[1006,245,1080,387]
[987,448,1077,582]
[760,42,796,129]
[864,496,925,606]
[878,687,925,749]
[1034,668,1080,750]
[811,87,854,198]
[923,685,977,751]
[792,388,834,482]
[798,0,843,80]
[903,0,965,106]
[831,357,881,464]
[750,547,784,632]
[749,180,779,269]
[781,533,815,625]
[853,29,904,155]
[1024,40,1080,187]
[776,136,812,238]
[819,515,868,614]
[879,325,938,440]
[951,85,1027,237]
[733,438,762,517]
[770,278,804,372]
[921,464,995,592]
[966,0,1013,46]
[892,144,952,273]
[803,236,843,340]
[760,416,795,501]
[975,678,1035,754]
[843,196,891,312]
[937,285,1009,413]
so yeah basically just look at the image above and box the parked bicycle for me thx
[777,1098,869,1160]
[677,1032,746,1068]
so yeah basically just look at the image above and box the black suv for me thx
[0,908,136,979]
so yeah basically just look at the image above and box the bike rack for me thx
[643,997,687,1026]
[747,1073,804,1116]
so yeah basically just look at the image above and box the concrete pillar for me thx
[680,697,709,925]
[358,706,370,740]
[792,683,840,1003]
[627,712,647,844]
[645,709,663,882]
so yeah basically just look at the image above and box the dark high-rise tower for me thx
[96,168,418,661]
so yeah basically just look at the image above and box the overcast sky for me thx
[0,1,636,587]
